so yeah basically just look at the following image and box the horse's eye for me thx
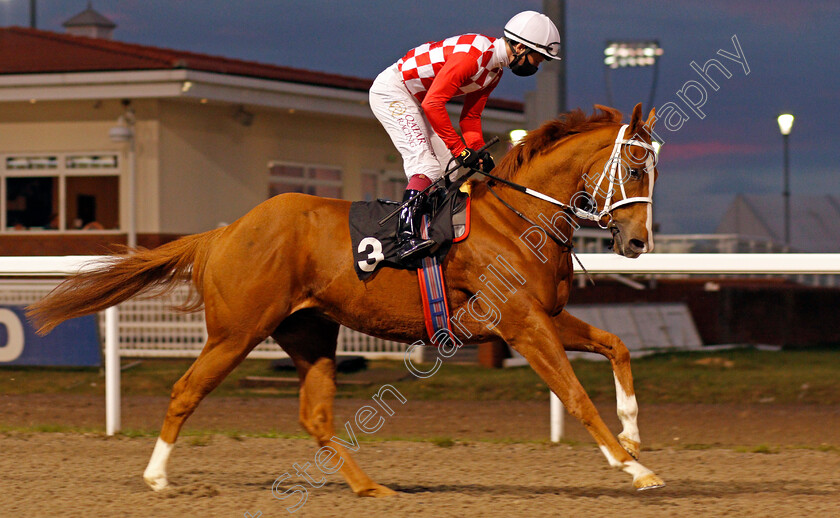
[629,168,642,179]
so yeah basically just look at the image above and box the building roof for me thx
[716,194,840,252]
[62,3,117,29]
[0,26,523,112]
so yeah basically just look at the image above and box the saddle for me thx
[349,183,471,339]
[348,185,471,281]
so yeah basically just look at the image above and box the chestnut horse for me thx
[27,103,664,495]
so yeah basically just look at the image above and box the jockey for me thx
[369,11,561,262]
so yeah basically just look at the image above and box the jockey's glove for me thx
[456,147,480,169]
[478,150,495,173]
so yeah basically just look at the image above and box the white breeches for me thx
[369,64,452,182]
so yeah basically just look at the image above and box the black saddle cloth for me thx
[349,189,467,280]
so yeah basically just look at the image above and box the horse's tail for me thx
[26,227,224,335]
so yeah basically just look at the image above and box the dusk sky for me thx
[3,0,838,233]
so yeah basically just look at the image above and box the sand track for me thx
[2,395,839,517]
[1,433,839,517]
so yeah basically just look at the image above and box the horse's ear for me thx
[594,104,623,122]
[629,103,643,133]
[645,107,657,131]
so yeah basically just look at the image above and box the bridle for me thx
[477,124,657,231]
[575,124,657,229]
[465,124,657,282]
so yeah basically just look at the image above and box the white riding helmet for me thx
[503,11,562,60]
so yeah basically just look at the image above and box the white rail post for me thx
[550,391,564,442]
[105,305,120,435]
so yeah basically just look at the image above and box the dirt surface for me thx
[2,433,839,518]
[2,394,840,517]
[2,394,839,447]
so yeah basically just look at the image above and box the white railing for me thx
[0,276,406,361]
[2,254,840,437]
[573,232,838,286]
[547,253,840,442]
[570,253,840,274]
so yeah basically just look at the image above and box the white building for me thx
[716,194,840,253]
[0,7,523,255]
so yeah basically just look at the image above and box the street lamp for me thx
[603,40,664,111]
[777,113,794,250]
[109,107,137,249]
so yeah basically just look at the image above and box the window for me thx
[6,155,59,170]
[268,162,343,199]
[1,152,121,232]
[361,169,406,202]
[66,154,119,169]
[66,176,119,229]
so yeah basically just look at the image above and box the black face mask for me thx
[510,50,539,77]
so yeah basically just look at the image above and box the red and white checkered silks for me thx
[398,34,503,101]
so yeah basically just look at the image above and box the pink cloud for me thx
[662,141,767,161]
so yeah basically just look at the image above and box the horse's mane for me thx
[492,105,623,180]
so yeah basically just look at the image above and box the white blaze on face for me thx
[614,373,640,443]
[645,158,656,252]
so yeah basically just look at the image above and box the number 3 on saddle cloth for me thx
[348,186,471,339]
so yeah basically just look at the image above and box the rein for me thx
[474,124,656,227]
[468,123,657,284]
[485,182,594,285]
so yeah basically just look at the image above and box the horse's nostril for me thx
[629,239,646,251]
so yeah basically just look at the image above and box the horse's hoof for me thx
[143,472,169,491]
[356,484,398,497]
[618,433,641,460]
[634,473,665,491]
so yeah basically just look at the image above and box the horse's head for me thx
[577,103,658,258]
[490,104,659,259]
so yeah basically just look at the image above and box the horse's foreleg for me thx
[143,333,259,490]
[506,309,663,490]
[553,310,641,460]
[276,316,396,498]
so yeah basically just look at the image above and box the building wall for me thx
[133,102,161,234]
[0,97,403,239]
[0,99,160,253]
[0,95,513,248]
[156,99,403,234]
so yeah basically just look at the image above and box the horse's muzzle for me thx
[608,224,646,258]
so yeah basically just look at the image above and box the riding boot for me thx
[396,189,435,262]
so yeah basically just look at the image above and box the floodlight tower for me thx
[603,40,664,111]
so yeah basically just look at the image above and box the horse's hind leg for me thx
[553,310,642,460]
[273,311,396,497]
[143,329,264,490]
